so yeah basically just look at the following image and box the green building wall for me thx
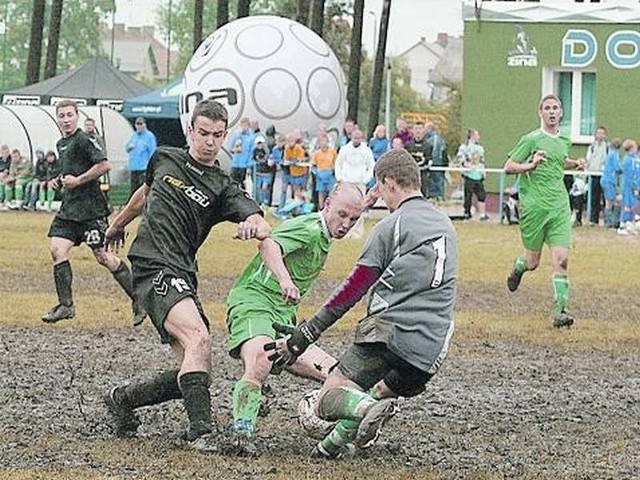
[462,20,640,191]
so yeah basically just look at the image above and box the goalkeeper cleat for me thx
[355,399,399,449]
[507,265,524,292]
[42,304,75,323]
[103,386,140,437]
[553,311,574,329]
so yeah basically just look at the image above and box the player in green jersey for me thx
[503,94,585,328]
[226,182,366,442]
[42,99,145,326]
[103,99,271,444]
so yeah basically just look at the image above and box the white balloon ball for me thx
[180,15,347,138]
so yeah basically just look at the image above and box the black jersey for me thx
[55,129,110,221]
[128,147,262,273]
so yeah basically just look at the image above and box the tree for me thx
[237,0,251,18]
[296,0,312,25]
[193,0,204,52]
[217,0,229,28]
[44,0,63,79]
[346,0,364,122]
[367,0,390,137]
[25,0,46,85]
[309,0,325,36]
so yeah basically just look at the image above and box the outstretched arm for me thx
[105,184,149,252]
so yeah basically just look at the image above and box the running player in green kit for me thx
[226,182,366,440]
[503,94,585,328]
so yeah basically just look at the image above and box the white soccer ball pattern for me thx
[180,15,347,137]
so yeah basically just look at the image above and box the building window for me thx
[543,69,596,143]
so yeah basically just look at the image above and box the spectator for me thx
[335,129,375,238]
[390,137,404,150]
[569,174,588,227]
[311,133,338,210]
[391,118,413,147]
[338,119,355,150]
[425,122,448,201]
[125,117,157,199]
[457,129,489,221]
[284,132,308,199]
[368,124,390,191]
[26,149,47,211]
[600,138,623,228]
[0,144,11,208]
[6,149,34,210]
[406,122,430,197]
[227,117,255,190]
[617,139,639,235]
[253,135,275,208]
[585,126,608,226]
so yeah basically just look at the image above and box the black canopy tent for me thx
[1,57,152,110]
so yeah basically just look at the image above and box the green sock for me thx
[38,187,45,205]
[5,186,13,202]
[320,419,358,454]
[0,183,4,202]
[552,273,569,314]
[47,188,55,208]
[318,387,376,422]
[514,255,527,275]
[232,379,261,430]
[15,184,23,201]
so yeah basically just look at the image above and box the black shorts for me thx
[47,216,109,248]
[338,342,433,398]
[131,260,209,344]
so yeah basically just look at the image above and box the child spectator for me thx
[600,138,623,228]
[252,135,274,208]
[617,139,639,235]
[569,173,588,227]
[310,133,337,210]
[284,133,308,199]
[502,181,520,225]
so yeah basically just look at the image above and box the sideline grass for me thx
[1,211,638,353]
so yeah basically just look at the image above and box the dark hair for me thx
[191,99,228,128]
[55,99,78,113]
[374,149,420,189]
[45,150,57,160]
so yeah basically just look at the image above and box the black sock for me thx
[179,371,212,440]
[111,260,135,301]
[53,260,73,307]
[117,369,182,408]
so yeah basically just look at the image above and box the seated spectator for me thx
[26,149,47,211]
[0,144,12,207]
[4,149,33,210]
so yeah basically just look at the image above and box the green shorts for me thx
[519,205,571,251]
[227,287,297,359]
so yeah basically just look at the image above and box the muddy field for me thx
[1,270,638,480]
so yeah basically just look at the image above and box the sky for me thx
[114,0,464,56]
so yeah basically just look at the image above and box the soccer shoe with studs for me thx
[41,304,75,323]
[355,398,399,449]
[103,386,140,437]
[507,265,524,292]
[553,311,574,329]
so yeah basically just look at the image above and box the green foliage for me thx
[1,0,114,91]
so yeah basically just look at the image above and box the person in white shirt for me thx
[335,129,375,238]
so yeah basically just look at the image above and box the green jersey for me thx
[508,128,571,212]
[55,128,110,221]
[230,212,331,300]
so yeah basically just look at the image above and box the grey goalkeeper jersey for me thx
[356,196,457,374]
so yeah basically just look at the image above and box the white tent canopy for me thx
[0,105,133,185]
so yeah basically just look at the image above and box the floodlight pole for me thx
[385,62,391,135]
[110,1,115,65]
[1,1,7,88]
[166,0,172,82]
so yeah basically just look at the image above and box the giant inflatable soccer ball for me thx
[180,15,347,137]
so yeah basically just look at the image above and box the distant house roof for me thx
[4,57,152,102]
[430,37,463,85]
[396,37,445,60]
